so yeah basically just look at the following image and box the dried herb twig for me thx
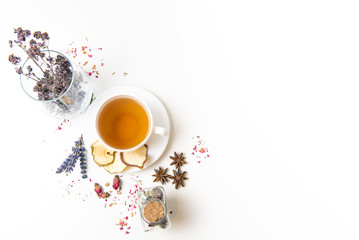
[56,135,87,178]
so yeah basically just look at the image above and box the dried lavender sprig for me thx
[79,158,87,178]
[56,135,85,175]
[56,144,79,174]
[64,152,78,174]
[55,148,78,174]
[65,140,81,174]
[55,159,68,174]
[78,135,88,179]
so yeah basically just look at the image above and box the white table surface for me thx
[1,1,359,239]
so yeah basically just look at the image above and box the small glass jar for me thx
[137,186,171,231]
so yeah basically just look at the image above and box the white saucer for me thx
[83,86,171,175]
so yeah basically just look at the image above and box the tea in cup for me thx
[96,95,164,152]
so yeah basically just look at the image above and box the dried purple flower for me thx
[9,40,13,48]
[29,39,37,46]
[26,43,43,59]
[27,65,33,74]
[78,135,88,179]
[43,70,51,79]
[33,31,42,39]
[14,27,30,43]
[41,32,49,40]
[33,31,49,41]
[24,29,31,37]
[56,134,87,177]
[13,27,22,34]
[8,54,21,65]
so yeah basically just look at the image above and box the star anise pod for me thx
[152,167,170,184]
[169,169,188,189]
[170,152,187,169]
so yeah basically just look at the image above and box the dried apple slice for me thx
[120,145,148,169]
[103,152,128,174]
[91,140,115,166]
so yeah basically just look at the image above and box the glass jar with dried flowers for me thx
[8,27,92,118]
[137,186,171,231]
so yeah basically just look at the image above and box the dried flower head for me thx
[13,27,30,44]
[33,31,42,39]
[8,54,21,65]
[41,32,49,40]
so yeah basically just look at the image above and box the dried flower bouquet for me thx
[8,27,92,118]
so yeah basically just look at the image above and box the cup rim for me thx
[95,95,153,152]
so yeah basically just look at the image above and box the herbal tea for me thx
[96,96,150,150]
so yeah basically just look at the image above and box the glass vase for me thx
[20,50,93,119]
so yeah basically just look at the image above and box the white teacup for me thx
[95,95,165,152]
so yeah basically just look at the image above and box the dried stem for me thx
[24,75,39,82]
[44,40,55,75]
[19,45,46,75]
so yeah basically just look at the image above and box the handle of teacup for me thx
[153,126,166,136]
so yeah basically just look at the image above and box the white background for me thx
[1,0,359,239]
